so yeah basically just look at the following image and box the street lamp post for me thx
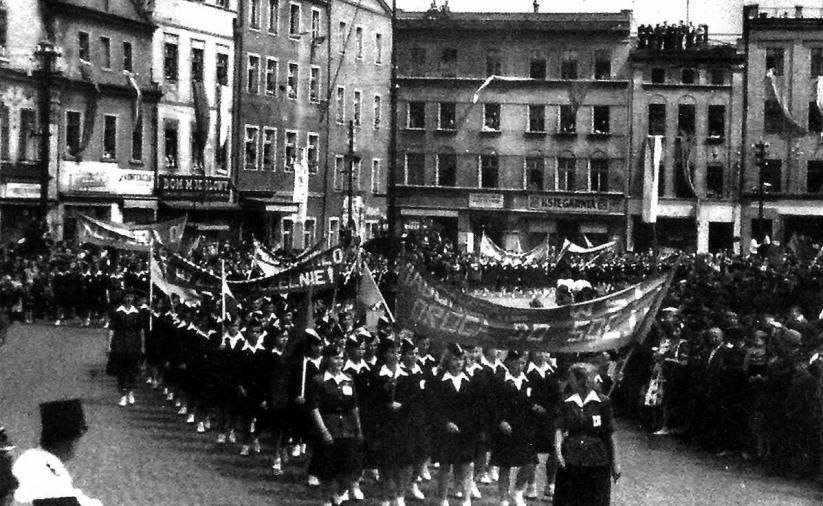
[34,41,60,230]
[752,140,769,241]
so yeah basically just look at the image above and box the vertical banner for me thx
[293,148,310,224]
[642,135,663,224]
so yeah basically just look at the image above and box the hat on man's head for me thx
[304,328,323,345]
[447,342,465,357]
[40,399,87,445]
[399,338,416,355]
[345,335,361,348]
[378,335,397,356]
[505,349,521,362]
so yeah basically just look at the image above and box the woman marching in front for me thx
[554,362,621,506]
[309,343,365,506]
[107,289,145,407]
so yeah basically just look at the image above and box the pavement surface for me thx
[2,323,823,505]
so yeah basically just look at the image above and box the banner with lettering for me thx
[77,214,187,252]
[395,257,676,353]
[479,233,553,264]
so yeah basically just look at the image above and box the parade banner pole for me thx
[148,241,154,332]
[221,259,226,322]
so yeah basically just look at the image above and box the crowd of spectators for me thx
[636,21,710,51]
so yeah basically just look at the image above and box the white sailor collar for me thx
[366,356,378,366]
[419,354,435,364]
[115,305,140,315]
[402,363,423,375]
[379,364,408,378]
[464,362,482,377]
[527,361,551,378]
[565,390,601,408]
[441,371,469,391]
[323,371,351,385]
[242,341,266,353]
[224,333,245,347]
[505,372,529,390]
[305,356,323,368]
[343,359,370,373]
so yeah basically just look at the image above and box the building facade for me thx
[150,0,237,233]
[394,7,632,253]
[628,42,745,253]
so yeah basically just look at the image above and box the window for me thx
[593,106,610,134]
[766,48,784,75]
[486,48,501,76]
[100,37,111,69]
[437,102,457,130]
[103,115,116,160]
[0,105,7,160]
[480,154,499,188]
[265,58,277,95]
[651,68,665,84]
[164,34,178,82]
[706,164,724,197]
[268,0,279,33]
[648,104,666,135]
[410,46,425,69]
[764,99,782,134]
[561,50,578,79]
[709,68,724,85]
[559,105,576,134]
[355,27,363,59]
[191,42,205,83]
[78,31,90,62]
[122,42,133,72]
[807,161,823,193]
[557,157,576,191]
[405,152,425,185]
[311,9,320,40]
[483,103,500,131]
[164,120,179,169]
[247,54,260,93]
[811,102,823,133]
[216,49,229,85]
[530,53,546,79]
[303,219,315,249]
[679,67,696,84]
[353,160,363,191]
[373,95,382,129]
[366,221,380,240]
[336,87,345,124]
[526,156,544,190]
[284,130,297,170]
[18,109,37,161]
[812,49,823,77]
[287,63,298,99]
[708,105,726,138]
[761,159,782,192]
[262,127,276,170]
[289,3,300,37]
[307,133,319,173]
[334,155,345,191]
[408,102,425,129]
[371,159,382,193]
[328,217,340,247]
[440,47,457,76]
[437,153,456,187]
[244,126,259,170]
[131,114,142,161]
[678,104,696,135]
[282,219,294,250]
[190,121,201,172]
[590,158,609,192]
[250,0,261,29]
[375,33,383,64]
[353,91,361,126]
[594,50,611,79]
[339,22,347,53]
[528,105,545,132]
[309,66,319,102]
[65,111,82,155]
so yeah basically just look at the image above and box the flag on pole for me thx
[356,264,394,330]
[221,260,237,321]
[150,256,201,304]
[642,135,664,223]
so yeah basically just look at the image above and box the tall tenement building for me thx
[393,6,632,252]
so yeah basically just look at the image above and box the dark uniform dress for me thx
[430,371,480,465]
[554,391,615,506]
[368,364,406,469]
[526,362,561,453]
[308,371,363,481]
[396,362,429,467]
[490,372,537,468]
[107,305,143,392]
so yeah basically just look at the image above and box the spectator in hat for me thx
[107,289,145,407]
[0,427,16,506]
[12,399,102,506]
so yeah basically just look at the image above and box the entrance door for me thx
[708,222,733,253]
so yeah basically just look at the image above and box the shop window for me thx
[78,31,90,62]
[708,105,725,138]
[247,54,260,93]
[486,48,501,76]
[262,127,276,171]
[102,115,116,160]
[526,156,544,190]
[309,66,320,102]
[484,104,500,131]
[761,159,781,192]
[807,160,823,193]
[288,3,300,37]
[216,49,229,86]
[65,111,82,155]
[336,87,345,124]
[557,156,575,191]
[100,37,111,69]
[440,47,457,76]
[373,95,382,129]
[681,68,696,84]
[559,105,576,134]
[480,154,499,188]
[530,54,546,79]
[353,91,361,126]
[437,153,456,187]
[439,102,456,130]
[594,50,611,79]
[709,68,725,85]
[131,115,142,162]
[706,164,724,198]
[244,125,259,170]
[812,48,823,77]
[163,34,178,82]
[282,218,294,250]
[592,106,610,134]
[678,104,695,136]
[651,68,665,84]
[284,130,297,170]
[307,133,319,173]
[648,104,666,135]
[264,58,277,95]
[408,102,425,129]
[122,41,133,72]
[810,102,823,133]
[405,152,425,185]
[355,26,363,59]
[528,105,545,132]
[561,50,578,79]
[764,99,782,134]
[164,120,179,169]
[304,219,315,248]
[590,158,609,192]
[287,63,298,99]
[371,159,382,193]
[766,47,784,75]
[268,0,279,33]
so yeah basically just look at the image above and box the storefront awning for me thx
[161,200,239,211]
[243,197,299,214]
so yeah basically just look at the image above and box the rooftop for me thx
[396,9,632,33]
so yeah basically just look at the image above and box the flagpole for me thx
[148,240,154,332]
[221,259,226,322]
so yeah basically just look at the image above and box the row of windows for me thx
[243,126,319,173]
[0,106,38,162]
[753,159,823,194]
[406,102,613,135]
[647,103,726,138]
[281,216,316,251]
[648,67,726,85]
[164,34,230,85]
[324,217,382,249]
[335,88,381,129]
[246,55,320,101]
[64,110,143,163]
[162,119,227,172]
[77,31,133,72]
[408,46,612,80]
[337,19,383,64]
[332,156,383,194]
[403,153,612,192]
[764,99,823,134]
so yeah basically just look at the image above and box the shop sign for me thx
[527,194,624,215]
[60,163,154,196]
[158,175,231,200]
[468,193,505,209]
[3,182,41,199]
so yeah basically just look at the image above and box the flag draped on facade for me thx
[642,135,664,223]
[122,70,142,131]
[765,68,808,137]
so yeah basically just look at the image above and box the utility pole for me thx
[387,0,398,256]
[34,41,60,229]
[342,120,359,247]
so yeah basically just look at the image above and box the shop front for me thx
[0,182,43,244]
[157,174,238,239]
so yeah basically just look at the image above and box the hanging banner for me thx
[150,256,201,304]
[564,239,616,255]
[642,135,664,223]
[77,214,187,252]
[479,233,553,264]
[395,257,676,353]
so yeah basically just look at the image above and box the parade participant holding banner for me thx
[107,289,144,408]
[554,363,621,506]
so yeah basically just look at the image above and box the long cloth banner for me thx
[479,233,553,264]
[77,214,187,252]
[395,257,676,353]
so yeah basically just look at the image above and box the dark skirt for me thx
[553,464,611,506]
[308,437,363,481]
[106,352,141,378]
[490,430,538,468]
[433,431,477,465]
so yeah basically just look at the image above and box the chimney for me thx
[533,0,539,13]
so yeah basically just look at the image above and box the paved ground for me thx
[2,323,823,505]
